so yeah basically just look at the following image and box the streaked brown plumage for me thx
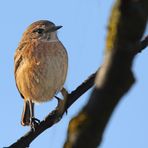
[14,20,68,127]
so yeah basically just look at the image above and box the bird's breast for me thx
[15,41,68,103]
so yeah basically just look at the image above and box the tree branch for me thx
[64,0,148,147]
[5,72,97,148]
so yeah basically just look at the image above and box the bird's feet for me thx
[30,117,41,131]
[55,96,63,109]
[55,96,67,114]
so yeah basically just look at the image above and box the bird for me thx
[14,20,68,128]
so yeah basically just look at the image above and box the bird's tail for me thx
[21,99,34,126]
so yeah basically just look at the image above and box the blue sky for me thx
[0,0,148,148]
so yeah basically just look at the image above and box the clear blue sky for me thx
[0,0,148,148]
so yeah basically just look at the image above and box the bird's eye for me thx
[33,28,44,34]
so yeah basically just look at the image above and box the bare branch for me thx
[64,0,148,147]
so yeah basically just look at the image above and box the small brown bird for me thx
[14,20,68,127]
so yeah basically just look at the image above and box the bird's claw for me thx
[55,96,68,114]
[55,96,63,109]
[30,117,40,131]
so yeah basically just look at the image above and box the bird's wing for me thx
[14,42,27,99]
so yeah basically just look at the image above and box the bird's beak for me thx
[49,25,63,32]
[54,25,63,30]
